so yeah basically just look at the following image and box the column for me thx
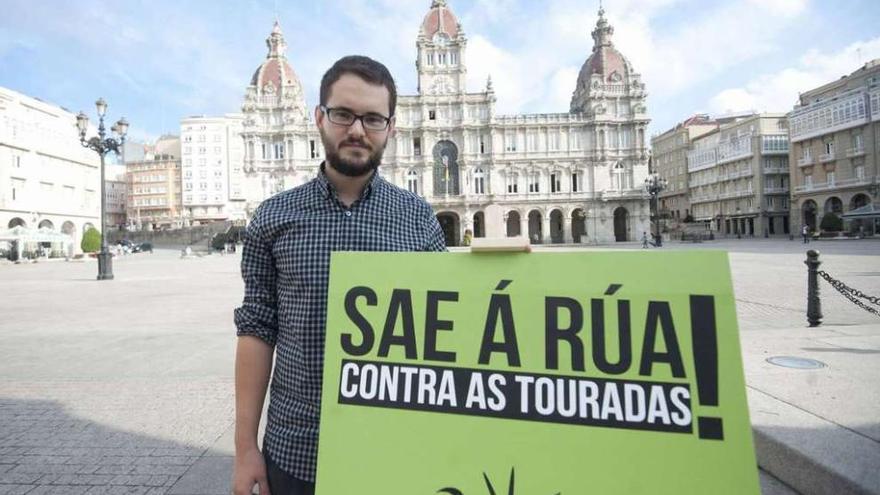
[563,216,573,244]
[542,214,551,244]
[520,215,529,240]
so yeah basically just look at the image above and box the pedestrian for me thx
[802,224,809,244]
[232,55,446,495]
[641,231,649,249]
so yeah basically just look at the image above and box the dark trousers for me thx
[264,451,315,495]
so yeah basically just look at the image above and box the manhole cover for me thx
[766,356,826,369]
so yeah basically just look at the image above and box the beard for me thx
[322,133,386,178]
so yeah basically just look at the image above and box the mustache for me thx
[340,139,371,149]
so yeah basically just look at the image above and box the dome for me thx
[421,0,460,39]
[248,21,303,95]
[575,8,634,86]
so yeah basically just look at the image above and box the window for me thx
[310,140,318,159]
[572,172,581,192]
[261,143,269,160]
[507,174,518,194]
[827,171,835,185]
[199,147,206,155]
[804,175,813,188]
[548,132,559,151]
[824,141,834,155]
[450,51,457,65]
[214,170,222,178]
[214,182,223,191]
[11,155,21,168]
[214,134,222,142]
[184,170,192,178]
[199,182,207,191]
[852,133,863,150]
[479,135,486,154]
[528,173,540,193]
[550,173,561,193]
[427,52,434,66]
[406,170,419,194]
[527,133,537,152]
[429,110,436,120]
[855,164,865,180]
[274,143,285,160]
[505,133,516,152]
[474,168,485,194]
[413,137,421,156]
[438,52,446,65]
[200,170,207,179]
[214,147,222,154]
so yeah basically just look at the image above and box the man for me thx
[232,55,446,495]
[802,224,810,244]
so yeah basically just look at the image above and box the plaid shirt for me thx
[234,164,446,481]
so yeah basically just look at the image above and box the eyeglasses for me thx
[321,105,392,131]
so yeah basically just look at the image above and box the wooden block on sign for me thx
[469,236,531,253]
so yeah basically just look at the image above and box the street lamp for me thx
[76,98,129,280]
[644,173,668,247]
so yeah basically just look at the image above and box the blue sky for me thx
[2,0,879,143]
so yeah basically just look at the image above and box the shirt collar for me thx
[316,161,383,204]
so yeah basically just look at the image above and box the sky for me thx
[2,0,879,144]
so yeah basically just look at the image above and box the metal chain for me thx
[817,270,880,317]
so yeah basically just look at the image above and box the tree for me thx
[819,212,843,232]
[81,227,101,253]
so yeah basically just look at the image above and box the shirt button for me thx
[345,211,352,217]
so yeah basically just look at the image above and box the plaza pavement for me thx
[0,238,877,494]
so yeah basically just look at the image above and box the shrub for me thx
[211,233,228,250]
[819,212,843,232]
[81,227,101,253]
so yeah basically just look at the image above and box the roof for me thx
[841,203,880,219]
[421,0,459,39]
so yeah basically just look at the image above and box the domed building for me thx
[195,2,651,243]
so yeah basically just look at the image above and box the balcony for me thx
[846,146,866,158]
[819,152,835,163]
[764,187,789,194]
[798,156,815,167]
[763,167,789,174]
[792,177,870,194]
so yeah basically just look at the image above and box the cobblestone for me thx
[1,241,876,492]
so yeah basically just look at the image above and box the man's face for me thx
[316,73,395,178]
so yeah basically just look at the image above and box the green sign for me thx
[316,251,758,494]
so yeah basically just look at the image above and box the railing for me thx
[819,153,835,163]
[792,177,870,193]
[846,146,865,157]
[764,187,789,194]
[763,167,789,174]
[798,156,815,167]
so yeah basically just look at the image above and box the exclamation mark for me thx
[690,295,723,440]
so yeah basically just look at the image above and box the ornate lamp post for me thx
[76,98,129,280]
[644,173,667,247]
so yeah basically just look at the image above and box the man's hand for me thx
[232,448,270,495]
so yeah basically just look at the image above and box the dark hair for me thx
[319,55,397,117]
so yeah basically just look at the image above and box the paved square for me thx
[1,239,877,493]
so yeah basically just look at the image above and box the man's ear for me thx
[388,116,397,138]
[314,105,324,126]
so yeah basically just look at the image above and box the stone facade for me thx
[788,59,880,234]
[180,115,246,224]
[235,2,651,245]
[0,86,101,253]
[651,115,718,232]
[125,136,183,230]
[688,114,792,237]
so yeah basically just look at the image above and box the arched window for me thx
[406,170,419,194]
[612,162,626,190]
[473,168,485,194]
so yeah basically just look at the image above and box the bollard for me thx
[805,250,822,327]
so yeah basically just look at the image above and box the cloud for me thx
[709,36,880,115]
